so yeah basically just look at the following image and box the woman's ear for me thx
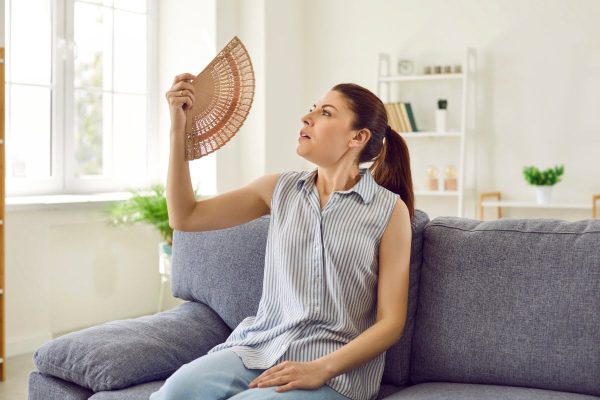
[350,128,371,147]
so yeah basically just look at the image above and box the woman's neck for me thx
[315,165,362,196]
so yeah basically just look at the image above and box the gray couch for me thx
[28,210,600,399]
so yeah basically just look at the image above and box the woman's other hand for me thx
[248,360,332,393]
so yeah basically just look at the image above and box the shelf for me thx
[416,190,460,197]
[379,73,464,82]
[481,201,591,210]
[400,131,463,138]
[377,48,476,218]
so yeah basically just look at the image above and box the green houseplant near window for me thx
[104,183,172,245]
[103,183,202,245]
[522,164,564,204]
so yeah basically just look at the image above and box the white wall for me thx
[4,206,175,356]
[208,0,307,191]
[264,0,306,174]
[300,0,600,220]
[156,0,218,195]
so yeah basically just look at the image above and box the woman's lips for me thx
[299,130,311,139]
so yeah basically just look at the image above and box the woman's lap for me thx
[149,349,348,400]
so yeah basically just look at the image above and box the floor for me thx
[0,353,35,400]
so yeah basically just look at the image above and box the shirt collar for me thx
[296,167,377,204]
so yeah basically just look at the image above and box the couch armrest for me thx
[33,301,231,392]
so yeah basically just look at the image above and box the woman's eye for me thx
[308,106,330,116]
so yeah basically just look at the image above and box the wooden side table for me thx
[479,192,502,220]
[479,192,600,221]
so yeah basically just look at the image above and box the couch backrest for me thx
[410,217,600,397]
[171,209,430,387]
[172,215,270,330]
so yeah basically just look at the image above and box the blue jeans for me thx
[149,349,350,400]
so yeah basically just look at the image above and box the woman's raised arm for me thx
[165,72,279,232]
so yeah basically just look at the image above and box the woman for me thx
[150,73,414,400]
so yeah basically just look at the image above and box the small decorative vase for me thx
[535,185,553,204]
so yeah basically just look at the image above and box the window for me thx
[5,0,159,196]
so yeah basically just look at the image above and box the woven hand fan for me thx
[185,36,255,160]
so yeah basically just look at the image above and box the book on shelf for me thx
[404,103,418,132]
[384,103,404,131]
[399,103,411,132]
[384,102,418,132]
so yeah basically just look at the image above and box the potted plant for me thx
[522,165,564,204]
[103,183,174,244]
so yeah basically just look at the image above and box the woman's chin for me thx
[296,147,312,163]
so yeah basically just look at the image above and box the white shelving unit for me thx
[377,48,477,217]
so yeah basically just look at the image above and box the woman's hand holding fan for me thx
[165,73,197,136]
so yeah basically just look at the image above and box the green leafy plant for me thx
[103,183,201,246]
[522,165,564,186]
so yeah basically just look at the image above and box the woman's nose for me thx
[301,113,313,126]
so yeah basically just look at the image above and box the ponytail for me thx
[370,125,415,221]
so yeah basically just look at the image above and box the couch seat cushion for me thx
[380,382,600,399]
[89,380,165,399]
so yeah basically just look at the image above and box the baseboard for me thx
[7,332,53,358]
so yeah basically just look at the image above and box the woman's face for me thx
[297,90,368,166]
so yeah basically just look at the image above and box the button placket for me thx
[312,214,324,316]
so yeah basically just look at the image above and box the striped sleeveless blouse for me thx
[207,167,399,400]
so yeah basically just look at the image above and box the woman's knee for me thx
[149,350,260,400]
[149,361,206,399]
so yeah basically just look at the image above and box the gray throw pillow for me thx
[33,301,230,392]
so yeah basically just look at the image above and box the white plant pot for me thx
[158,241,172,276]
[158,241,173,312]
[535,185,553,204]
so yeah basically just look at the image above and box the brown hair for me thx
[332,83,415,221]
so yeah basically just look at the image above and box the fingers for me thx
[170,95,192,110]
[252,373,293,388]
[166,83,195,101]
[166,73,196,103]
[174,88,195,105]
[251,362,286,384]
[249,362,294,389]
[166,75,197,110]
[275,381,297,392]
[172,73,195,85]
